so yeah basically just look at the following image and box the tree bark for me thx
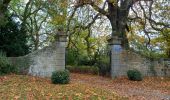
[107,1,130,49]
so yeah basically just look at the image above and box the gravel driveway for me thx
[71,73,170,100]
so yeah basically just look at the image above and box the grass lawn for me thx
[0,74,126,100]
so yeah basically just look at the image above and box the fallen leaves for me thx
[14,95,20,99]
[0,73,169,100]
[0,74,125,100]
[71,73,170,100]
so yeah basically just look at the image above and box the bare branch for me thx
[132,0,153,4]
[75,0,108,15]
[84,13,100,29]
[139,1,151,46]
[66,5,80,34]
[90,2,108,16]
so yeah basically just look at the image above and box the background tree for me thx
[0,15,29,57]
[67,0,170,50]
[66,3,110,66]
[0,0,12,26]
[9,0,68,50]
[128,0,170,58]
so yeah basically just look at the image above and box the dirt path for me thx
[71,73,170,100]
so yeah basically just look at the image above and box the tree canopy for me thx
[0,0,169,58]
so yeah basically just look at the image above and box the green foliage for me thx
[0,16,29,57]
[95,56,110,76]
[155,29,170,58]
[130,39,165,59]
[66,49,78,65]
[67,46,110,76]
[66,49,95,66]
[47,0,67,28]
[66,65,99,75]
[51,70,70,84]
[127,69,143,81]
[77,55,95,66]
[0,51,18,75]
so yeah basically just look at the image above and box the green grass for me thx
[0,75,126,100]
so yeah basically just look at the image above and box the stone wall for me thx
[112,49,170,77]
[9,42,66,77]
[108,36,170,78]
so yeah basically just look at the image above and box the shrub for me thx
[66,65,99,75]
[0,52,17,75]
[51,70,70,84]
[127,69,143,81]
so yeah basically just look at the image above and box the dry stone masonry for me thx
[108,36,170,78]
[9,31,67,77]
[9,33,170,78]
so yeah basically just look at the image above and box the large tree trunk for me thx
[117,5,130,49]
[107,1,130,49]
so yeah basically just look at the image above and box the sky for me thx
[24,0,29,3]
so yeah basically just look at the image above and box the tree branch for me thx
[90,2,108,16]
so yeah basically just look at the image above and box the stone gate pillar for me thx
[108,36,122,78]
[26,29,68,77]
[56,29,68,69]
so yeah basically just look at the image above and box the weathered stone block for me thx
[109,44,170,77]
[9,41,66,77]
